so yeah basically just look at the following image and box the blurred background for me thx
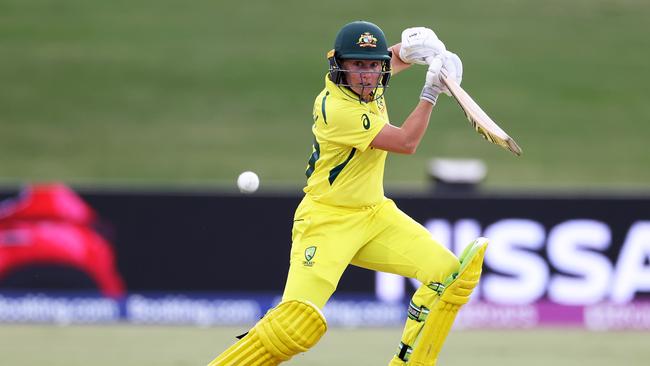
[1,0,649,365]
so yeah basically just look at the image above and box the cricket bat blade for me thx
[441,73,522,156]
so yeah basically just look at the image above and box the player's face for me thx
[341,59,383,101]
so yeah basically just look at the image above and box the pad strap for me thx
[397,341,413,362]
[407,300,430,322]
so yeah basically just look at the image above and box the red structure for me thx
[0,183,125,298]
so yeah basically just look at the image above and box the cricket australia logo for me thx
[303,246,317,267]
[357,32,377,48]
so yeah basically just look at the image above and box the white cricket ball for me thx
[237,171,259,193]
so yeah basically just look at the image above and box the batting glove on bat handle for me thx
[440,51,463,96]
[420,56,444,105]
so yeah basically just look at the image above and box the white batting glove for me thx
[399,27,446,65]
[439,50,463,96]
[420,56,444,105]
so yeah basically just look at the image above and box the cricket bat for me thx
[441,71,522,156]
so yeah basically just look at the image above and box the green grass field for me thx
[1,0,649,191]
[0,325,647,365]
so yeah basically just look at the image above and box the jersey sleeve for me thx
[319,102,388,152]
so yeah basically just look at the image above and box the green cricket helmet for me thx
[334,21,391,61]
[328,21,392,99]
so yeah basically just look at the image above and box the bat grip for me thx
[425,56,449,84]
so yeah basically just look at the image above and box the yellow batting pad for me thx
[441,238,487,305]
[207,300,327,366]
[404,238,488,366]
[406,301,461,366]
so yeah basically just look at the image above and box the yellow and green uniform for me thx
[281,76,460,309]
[303,75,389,208]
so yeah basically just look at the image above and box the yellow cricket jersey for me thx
[303,75,390,208]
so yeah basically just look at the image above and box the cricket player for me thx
[208,20,488,366]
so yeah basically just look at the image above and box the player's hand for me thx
[420,56,444,105]
[438,50,463,96]
[399,27,446,65]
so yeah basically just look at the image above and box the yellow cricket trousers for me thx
[282,196,459,309]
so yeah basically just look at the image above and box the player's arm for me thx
[370,101,433,154]
[370,57,449,155]
[389,43,411,76]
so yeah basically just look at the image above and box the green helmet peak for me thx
[333,21,391,61]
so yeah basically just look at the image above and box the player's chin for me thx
[350,85,375,100]
[349,86,364,95]
[362,89,376,99]
[358,85,375,96]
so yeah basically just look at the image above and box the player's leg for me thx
[404,238,487,365]
[351,199,486,366]
[207,199,367,366]
[207,299,327,366]
[282,200,369,308]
